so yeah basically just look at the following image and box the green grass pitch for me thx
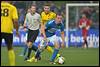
[1,46,99,66]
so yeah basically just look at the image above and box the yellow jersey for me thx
[41,11,56,25]
[1,2,18,33]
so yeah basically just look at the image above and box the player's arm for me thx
[40,13,47,40]
[23,18,27,28]
[60,24,65,48]
[12,6,19,36]
[40,22,47,40]
[23,14,28,32]
[86,20,92,30]
[61,31,65,48]
[13,19,19,32]
[78,19,83,29]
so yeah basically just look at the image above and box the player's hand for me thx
[23,28,27,32]
[23,26,27,32]
[86,26,90,30]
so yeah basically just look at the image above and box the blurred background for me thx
[11,1,99,29]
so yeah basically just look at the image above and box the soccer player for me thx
[23,5,41,61]
[78,14,91,48]
[40,4,57,55]
[1,1,19,66]
[35,14,65,64]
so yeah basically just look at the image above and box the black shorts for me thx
[27,29,39,43]
[1,33,13,47]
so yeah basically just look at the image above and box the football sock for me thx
[27,48,32,58]
[50,48,59,62]
[23,44,28,55]
[46,46,53,53]
[35,49,41,59]
[46,46,61,58]
[8,49,15,66]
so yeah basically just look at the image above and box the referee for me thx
[23,5,41,60]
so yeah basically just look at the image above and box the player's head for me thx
[55,14,63,24]
[43,4,50,13]
[30,5,36,13]
[82,14,87,18]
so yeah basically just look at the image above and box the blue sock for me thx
[50,49,59,62]
[23,44,28,55]
[27,48,32,58]
[35,49,41,59]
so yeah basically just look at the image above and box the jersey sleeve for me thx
[12,6,18,19]
[24,14,28,24]
[53,13,56,19]
[45,20,53,29]
[40,12,44,23]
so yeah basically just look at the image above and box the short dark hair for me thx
[56,13,62,17]
[44,3,50,7]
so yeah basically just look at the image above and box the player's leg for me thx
[50,41,60,64]
[23,44,28,56]
[84,32,88,48]
[30,29,40,59]
[46,45,53,53]
[47,36,61,59]
[46,45,61,58]
[49,35,60,64]
[29,39,46,62]
[82,29,88,48]
[19,43,28,56]
[24,29,32,60]
[27,37,45,62]
[25,29,39,60]
[4,33,15,66]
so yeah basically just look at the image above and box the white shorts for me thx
[38,35,62,46]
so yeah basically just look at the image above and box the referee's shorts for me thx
[27,29,39,43]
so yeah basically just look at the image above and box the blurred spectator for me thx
[18,9,25,27]
[80,7,93,19]
[50,3,59,13]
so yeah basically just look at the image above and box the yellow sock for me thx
[8,49,15,66]
[46,46,61,58]
[46,46,53,53]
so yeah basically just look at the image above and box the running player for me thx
[35,14,65,64]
